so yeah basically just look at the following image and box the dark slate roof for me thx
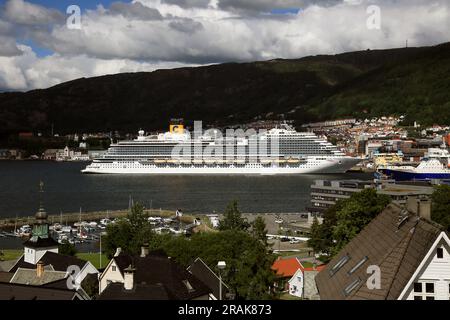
[187,257,229,299]
[23,237,59,249]
[0,282,81,300]
[9,251,89,273]
[98,283,172,300]
[315,203,443,300]
[101,251,211,300]
[0,271,13,283]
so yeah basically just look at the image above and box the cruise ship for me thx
[82,123,361,175]
[377,148,450,181]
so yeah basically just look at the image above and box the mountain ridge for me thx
[1,42,449,135]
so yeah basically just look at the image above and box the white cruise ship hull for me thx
[81,157,360,175]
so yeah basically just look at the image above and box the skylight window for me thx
[343,278,362,296]
[348,256,368,275]
[329,254,350,276]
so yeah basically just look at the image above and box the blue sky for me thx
[18,0,126,12]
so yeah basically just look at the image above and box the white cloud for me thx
[3,0,64,26]
[0,0,449,90]
[0,45,198,90]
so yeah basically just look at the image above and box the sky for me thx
[0,0,449,91]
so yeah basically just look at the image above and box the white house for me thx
[399,232,450,300]
[316,198,450,300]
[288,264,325,299]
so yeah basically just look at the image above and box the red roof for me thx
[271,258,302,277]
[272,258,326,277]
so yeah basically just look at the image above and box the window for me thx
[414,296,423,300]
[426,283,434,293]
[112,266,116,272]
[329,254,351,277]
[426,297,435,300]
[437,247,444,259]
[348,256,368,275]
[343,278,361,296]
[414,283,422,293]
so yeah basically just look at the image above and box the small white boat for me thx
[88,221,98,227]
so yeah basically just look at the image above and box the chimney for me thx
[140,243,149,258]
[36,261,44,278]
[114,247,122,257]
[418,198,431,221]
[124,265,135,291]
[406,196,419,215]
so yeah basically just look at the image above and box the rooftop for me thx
[315,203,444,300]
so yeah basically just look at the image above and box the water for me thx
[0,161,372,217]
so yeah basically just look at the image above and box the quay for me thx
[0,208,181,231]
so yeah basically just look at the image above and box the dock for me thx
[0,208,178,231]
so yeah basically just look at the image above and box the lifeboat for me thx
[154,159,167,164]
[287,158,300,164]
[193,159,203,164]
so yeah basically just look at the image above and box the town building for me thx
[98,247,212,300]
[287,264,325,299]
[7,185,98,287]
[309,179,434,213]
[315,197,450,300]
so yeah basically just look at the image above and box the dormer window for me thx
[437,247,444,259]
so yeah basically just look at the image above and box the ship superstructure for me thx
[82,123,360,175]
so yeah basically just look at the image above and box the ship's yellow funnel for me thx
[170,124,184,133]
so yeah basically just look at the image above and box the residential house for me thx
[98,247,212,300]
[288,263,326,299]
[316,197,450,300]
[9,202,98,286]
[271,257,303,292]
[187,257,230,300]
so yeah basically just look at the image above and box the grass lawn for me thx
[0,249,22,261]
[279,293,303,300]
[76,252,110,269]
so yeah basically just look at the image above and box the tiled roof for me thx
[0,271,13,283]
[101,251,211,300]
[98,283,172,300]
[10,268,67,286]
[315,203,443,300]
[0,282,81,300]
[23,237,58,249]
[9,251,89,273]
[271,257,302,277]
[187,257,229,299]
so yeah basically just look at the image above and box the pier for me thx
[0,208,181,231]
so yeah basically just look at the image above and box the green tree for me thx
[331,189,390,255]
[103,203,154,257]
[59,239,77,256]
[219,200,250,231]
[81,275,99,299]
[251,216,268,245]
[431,185,450,230]
[156,230,277,300]
[309,188,391,258]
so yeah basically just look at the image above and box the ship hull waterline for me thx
[81,158,361,175]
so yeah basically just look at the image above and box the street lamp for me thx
[217,261,226,301]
